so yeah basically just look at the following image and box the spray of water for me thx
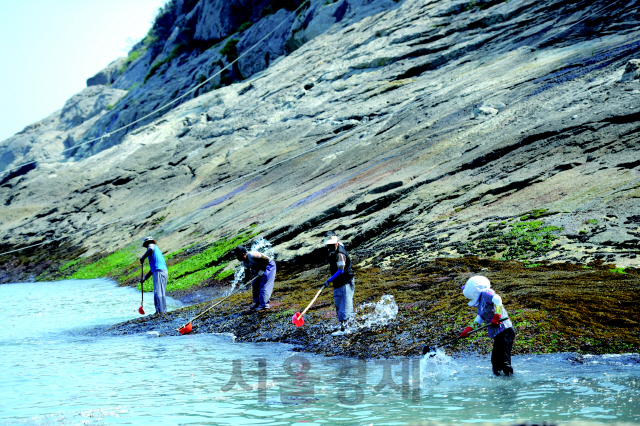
[224,237,274,296]
[224,267,245,296]
[420,348,459,387]
[358,294,399,327]
[333,294,399,335]
[250,237,275,259]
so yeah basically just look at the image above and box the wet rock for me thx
[99,259,640,359]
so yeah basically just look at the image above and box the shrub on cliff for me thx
[220,39,240,62]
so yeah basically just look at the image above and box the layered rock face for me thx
[0,0,639,269]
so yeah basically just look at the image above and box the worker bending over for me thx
[234,245,276,311]
[460,275,515,376]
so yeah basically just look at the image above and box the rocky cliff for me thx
[1,0,639,278]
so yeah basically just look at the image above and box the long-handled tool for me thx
[421,317,510,356]
[292,286,324,327]
[177,288,241,335]
[177,271,260,334]
[138,264,145,315]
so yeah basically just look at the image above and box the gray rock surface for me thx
[0,85,127,176]
[60,86,128,130]
[0,0,639,270]
[86,58,126,86]
[621,59,640,82]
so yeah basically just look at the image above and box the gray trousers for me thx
[333,279,355,321]
[152,269,168,314]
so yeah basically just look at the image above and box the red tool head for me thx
[138,306,145,315]
[292,312,304,327]
[179,323,193,335]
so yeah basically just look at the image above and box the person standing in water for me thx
[139,236,168,315]
[322,231,355,332]
[234,245,276,311]
[460,275,515,376]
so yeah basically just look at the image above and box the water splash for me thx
[420,348,459,387]
[224,237,274,296]
[334,294,398,335]
[250,237,275,260]
[358,294,398,327]
[224,266,245,296]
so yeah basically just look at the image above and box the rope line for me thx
[0,121,367,257]
[1,0,617,179]
[0,0,309,178]
[0,0,626,256]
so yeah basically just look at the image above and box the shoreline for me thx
[102,257,640,359]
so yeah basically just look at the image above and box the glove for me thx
[139,258,144,264]
[491,314,502,325]
[460,326,473,338]
[322,280,330,289]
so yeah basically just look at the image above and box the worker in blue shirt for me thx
[139,236,168,314]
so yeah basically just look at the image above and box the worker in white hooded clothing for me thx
[460,275,515,376]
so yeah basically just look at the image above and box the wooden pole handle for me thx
[176,272,266,331]
[298,287,324,319]
[437,317,511,348]
[176,274,260,330]
[140,264,144,303]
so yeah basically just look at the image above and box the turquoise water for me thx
[1,279,639,425]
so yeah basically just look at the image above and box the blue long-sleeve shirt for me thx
[141,244,167,273]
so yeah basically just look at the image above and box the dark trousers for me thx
[491,327,515,376]
[252,260,276,309]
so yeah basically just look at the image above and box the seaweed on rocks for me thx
[105,257,640,358]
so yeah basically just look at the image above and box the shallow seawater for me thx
[1,279,639,425]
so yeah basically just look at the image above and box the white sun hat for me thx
[462,275,491,306]
[324,234,339,245]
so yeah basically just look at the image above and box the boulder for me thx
[193,0,243,41]
[59,86,127,130]
[473,105,499,119]
[620,59,640,82]
[86,57,127,87]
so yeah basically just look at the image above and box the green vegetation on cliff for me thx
[461,210,562,261]
[149,230,255,292]
[70,247,136,280]
[37,229,257,292]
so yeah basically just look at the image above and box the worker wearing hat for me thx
[322,231,355,331]
[140,236,168,314]
[234,245,276,311]
[460,275,515,376]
